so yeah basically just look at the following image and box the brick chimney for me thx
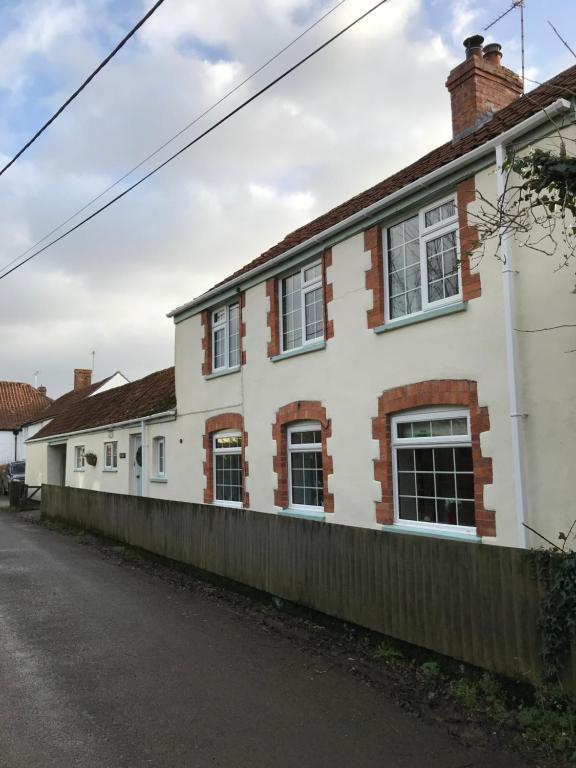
[74,368,92,391]
[445,35,523,141]
[37,385,47,397]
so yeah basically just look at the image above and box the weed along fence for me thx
[41,484,575,690]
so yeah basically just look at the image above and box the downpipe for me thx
[495,142,528,549]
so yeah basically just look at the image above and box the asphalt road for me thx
[0,509,527,768]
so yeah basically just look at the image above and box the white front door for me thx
[132,434,142,496]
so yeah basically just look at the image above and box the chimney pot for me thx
[37,385,47,397]
[483,42,503,65]
[74,368,92,391]
[464,34,484,58]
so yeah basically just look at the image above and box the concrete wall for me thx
[42,484,575,690]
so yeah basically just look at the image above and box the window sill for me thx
[103,468,118,473]
[213,500,243,509]
[280,507,325,522]
[73,468,85,473]
[271,340,326,363]
[205,366,241,381]
[382,522,481,543]
[374,301,467,334]
[150,477,167,483]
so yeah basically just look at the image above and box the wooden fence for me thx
[41,484,574,689]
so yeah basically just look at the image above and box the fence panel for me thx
[41,484,573,689]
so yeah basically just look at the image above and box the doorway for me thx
[130,434,142,496]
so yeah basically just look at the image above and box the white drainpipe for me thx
[495,143,528,548]
[141,418,146,498]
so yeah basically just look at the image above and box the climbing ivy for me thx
[531,543,576,681]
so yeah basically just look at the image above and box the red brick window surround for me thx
[203,413,249,508]
[272,401,334,513]
[372,380,494,537]
[365,182,482,329]
[201,294,246,377]
[266,248,333,359]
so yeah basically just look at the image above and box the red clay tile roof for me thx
[32,368,175,440]
[207,64,576,294]
[26,375,115,426]
[0,382,53,431]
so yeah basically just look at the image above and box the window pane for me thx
[389,270,405,297]
[389,247,404,272]
[304,287,324,341]
[404,216,419,242]
[213,308,225,325]
[397,448,414,470]
[425,200,455,228]
[213,326,226,369]
[405,264,421,291]
[434,448,454,472]
[431,419,452,437]
[451,418,468,436]
[304,264,321,283]
[390,295,406,319]
[415,448,433,470]
[458,500,476,527]
[397,423,413,439]
[437,499,457,525]
[413,422,432,439]
[282,273,302,350]
[406,289,422,314]
[228,304,240,368]
[418,498,436,523]
[405,240,420,266]
[455,447,473,471]
[436,473,455,499]
[215,435,241,450]
[398,472,416,495]
[416,473,435,497]
[399,496,417,521]
[456,473,474,500]
[388,223,405,250]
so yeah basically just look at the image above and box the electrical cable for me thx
[0,0,169,179]
[0,0,349,277]
[0,0,390,282]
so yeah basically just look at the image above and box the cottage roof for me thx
[31,367,175,440]
[170,62,576,315]
[0,382,53,431]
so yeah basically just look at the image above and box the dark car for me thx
[1,461,25,494]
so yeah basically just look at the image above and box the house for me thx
[0,381,52,464]
[162,36,576,549]
[25,368,175,495]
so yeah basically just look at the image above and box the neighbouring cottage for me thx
[25,368,174,496]
[0,381,52,464]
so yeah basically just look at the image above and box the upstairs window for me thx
[104,441,118,470]
[74,445,85,470]
[287,423,324,510]
[392,409,475,532]
[213,431,243,507]
[153,436,165,477]
[212,303,240,371]
[386,197,460,321]
[281,262,324,352]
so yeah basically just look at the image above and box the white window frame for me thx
[391,408,476,536]
[74,445,85,470]
[287,422,324,513]
[213,430,243,508]
[279,261,324,353]
[211,302,240,372]
[384,195,461,323]
[153,436,166,478]
[104,441,118,470]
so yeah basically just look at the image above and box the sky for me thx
[0,0,575,397]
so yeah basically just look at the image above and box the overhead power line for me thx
[0,0,390,283]
[0,0,349,278]
[0,0,169,179]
